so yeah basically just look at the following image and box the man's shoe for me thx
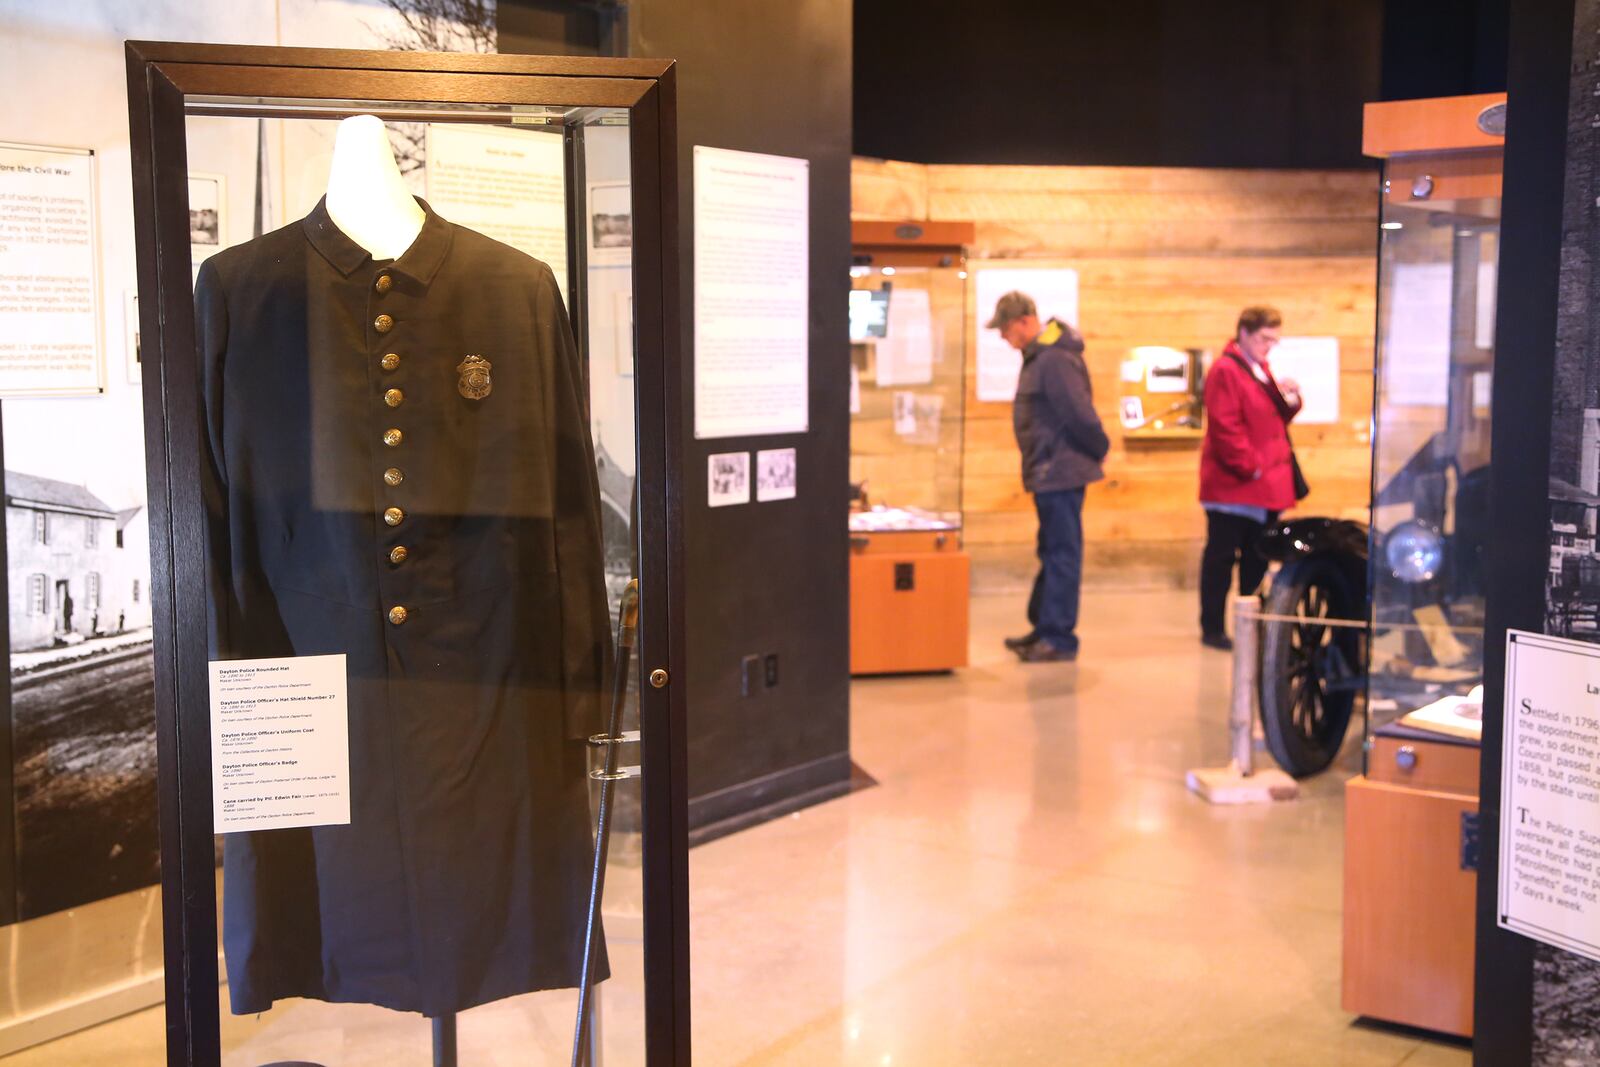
[1201,632,1234,651]
[1003,631,1041,652]
[1017,641,1077,663]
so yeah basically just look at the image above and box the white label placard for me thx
[1499,630,1600,962]
[876,287,934,386]
[424,124,569,301]
[973,268,1079,402]
[210,654,351,834]
[693,146,809,438]
[0,142,104,396]
[1383,261,1452,406]
[1270,336,1341,425]
[756,447,797,502]
[707,451,750,507]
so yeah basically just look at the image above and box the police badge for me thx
[456,355,492,400]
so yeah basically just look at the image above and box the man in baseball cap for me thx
[991,291,1109,662]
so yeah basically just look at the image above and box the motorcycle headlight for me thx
[1385,520,1444,583]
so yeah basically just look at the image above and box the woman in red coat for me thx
[1198,306,1302,649]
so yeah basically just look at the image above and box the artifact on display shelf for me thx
[0,142,104,396]
[197,125,612,1015]
[693,145,809,438]
[1118,346,1203,436]
[849,505,960,533]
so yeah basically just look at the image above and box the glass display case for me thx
[125,43,687,1066]
[1116,346,1206,440]
[1341,93,1504,1041]
[847,222,970,673]
[1365,129,1501,748]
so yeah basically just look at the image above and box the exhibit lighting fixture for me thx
[880,266,895,276]
[849,265,869,278]
[1380,221,1403,230]
[958,270,967,279]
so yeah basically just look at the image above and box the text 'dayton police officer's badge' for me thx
[456,355,492,400]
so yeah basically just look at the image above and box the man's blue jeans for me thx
[1025,488,1085,653]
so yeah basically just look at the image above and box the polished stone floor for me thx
[4,588,1474,1065]
[688,589,1473,1066]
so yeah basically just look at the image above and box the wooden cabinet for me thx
[1342,731,1480,1037]
[849,531,969,674]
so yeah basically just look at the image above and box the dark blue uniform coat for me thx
[196,198,611,1016]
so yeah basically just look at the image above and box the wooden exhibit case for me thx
[848,222,971,674]
[1340,92,1504,1039]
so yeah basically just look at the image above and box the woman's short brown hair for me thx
[1237,305,1283,336]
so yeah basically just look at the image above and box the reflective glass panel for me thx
[181,98,645,1065]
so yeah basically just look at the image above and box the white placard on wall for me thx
[1383,261,1452,407]
[973,267,1079,402]
[1270,336,1342,425]
[693,146,809,438]
[1499,630,1600,963]
[876,286,933,386]
[424,123,569,301]
[0,142,104,397]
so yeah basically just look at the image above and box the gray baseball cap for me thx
[986,290,1037,330]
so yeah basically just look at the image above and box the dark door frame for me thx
[124,41,687,1067]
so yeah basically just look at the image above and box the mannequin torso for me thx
[324,114,425,261]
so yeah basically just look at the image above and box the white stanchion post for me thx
[1183,592,1299,804]
[1230,594,1260,776]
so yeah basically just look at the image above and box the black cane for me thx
[571,578,639,1067]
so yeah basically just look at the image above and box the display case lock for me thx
[1395,744,1417,772]
[650,668,670,688]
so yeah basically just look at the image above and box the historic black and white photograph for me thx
[707,450,749,508]
[589,180,632,255]
[5,463,156,920]
[1531,2,1600,1055]
[756,447,797,502]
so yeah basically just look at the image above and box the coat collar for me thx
[302,195,454,285]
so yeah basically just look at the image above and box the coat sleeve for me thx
[537,265,616,741]
[194,260,234,660]
[1203,362,1264,478]
[1040,343,1110,462]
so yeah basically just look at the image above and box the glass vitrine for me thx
[846,224,969,674]
[126,43,686,1066]
[1366,148,1501,747]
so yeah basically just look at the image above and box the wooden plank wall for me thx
[853,158,1380,587]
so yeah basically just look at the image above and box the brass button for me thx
[374,313,394,333]
[382,428,403,447]
[384,388,404,408]
[389,545,409,565]
[388,605,408,625]
[384,506,404,527]
[383,467,404,487]
[380,352,400,371]
[375,273,393,294]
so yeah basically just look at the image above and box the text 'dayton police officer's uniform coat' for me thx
[196,198,612,1016]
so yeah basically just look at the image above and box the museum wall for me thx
[853,157,1379,586]
[629,0,855,833]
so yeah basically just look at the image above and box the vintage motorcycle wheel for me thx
[1259,554,1362,776]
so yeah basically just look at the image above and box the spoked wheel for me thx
[1259,554,1363,776]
